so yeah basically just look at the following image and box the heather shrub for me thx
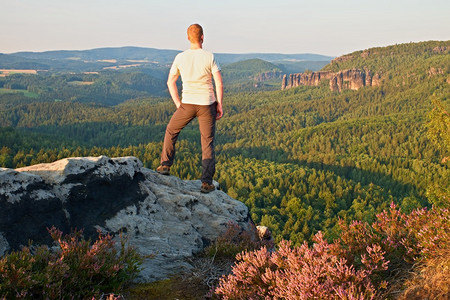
[0,227,142,299]
[333,203,449,294]
[215,232,382,299]
[338,203,450,272]
[215,204,449,299]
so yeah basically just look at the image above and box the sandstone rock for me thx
[289,74,294,88]
[365,69,373,86]
[281,74,287,90]
[254,71,283,82]
[0,156,252,282]
[329,76,339,92]
[372,72,382,86]
[282,69,380,92]
[428,67,444,76]
[361,50,371,58]
[433,46,450,54]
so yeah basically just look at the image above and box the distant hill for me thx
[12,47,180,65]
[0,47,333,73]
[220,59,283,92]
[274,60,330,74]
[216,52,333,64]
[11,47,333,64]
[222,59,282,81]
[281,40,450,91]
[0,53,51,70]
[322,40,450,74]
[0,47,333,94]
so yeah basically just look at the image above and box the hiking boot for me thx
[156,165,170,175]
[200,182,215,193]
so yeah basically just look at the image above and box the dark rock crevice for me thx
[0,194,68,250]
[64,171,147,239]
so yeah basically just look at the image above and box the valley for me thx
[0,41,449,245]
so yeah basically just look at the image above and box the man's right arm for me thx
[167,74,181,108]
[213,71,223,120]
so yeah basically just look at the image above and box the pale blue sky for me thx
[1,0,449,56]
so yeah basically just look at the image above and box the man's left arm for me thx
[167,73,181,108]
[213,71,223,120]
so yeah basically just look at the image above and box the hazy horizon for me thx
[4,45,338,58]
[2,0,450,57]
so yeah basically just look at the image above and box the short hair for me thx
[187,24,203,43]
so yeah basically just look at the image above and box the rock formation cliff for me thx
[254,71,283,82]
[0,156,252,282]
[281,69,382,92]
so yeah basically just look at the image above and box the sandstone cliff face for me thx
[428,67,444,76]
[433,46,450,54]
[282,69,381,92]
[254,71,283,82]
[0,156,252,282]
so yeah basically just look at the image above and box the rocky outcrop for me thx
[254,71,283,82]
[428,67,444,76]
[433,46,450,54]
[282,69,381,92]
[282,71,334,90]
[0,156,252,282]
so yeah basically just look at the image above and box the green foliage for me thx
[222,58,281,80]
[426,98,450,161]
[323,40,450,75]
[123,278,209,300]
[0,72,167,106]
[220,59,283,92]
[0,227,142,300]
[0,88,38,98]
[425,98,450,207]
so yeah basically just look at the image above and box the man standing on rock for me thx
[157,24,223,193]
